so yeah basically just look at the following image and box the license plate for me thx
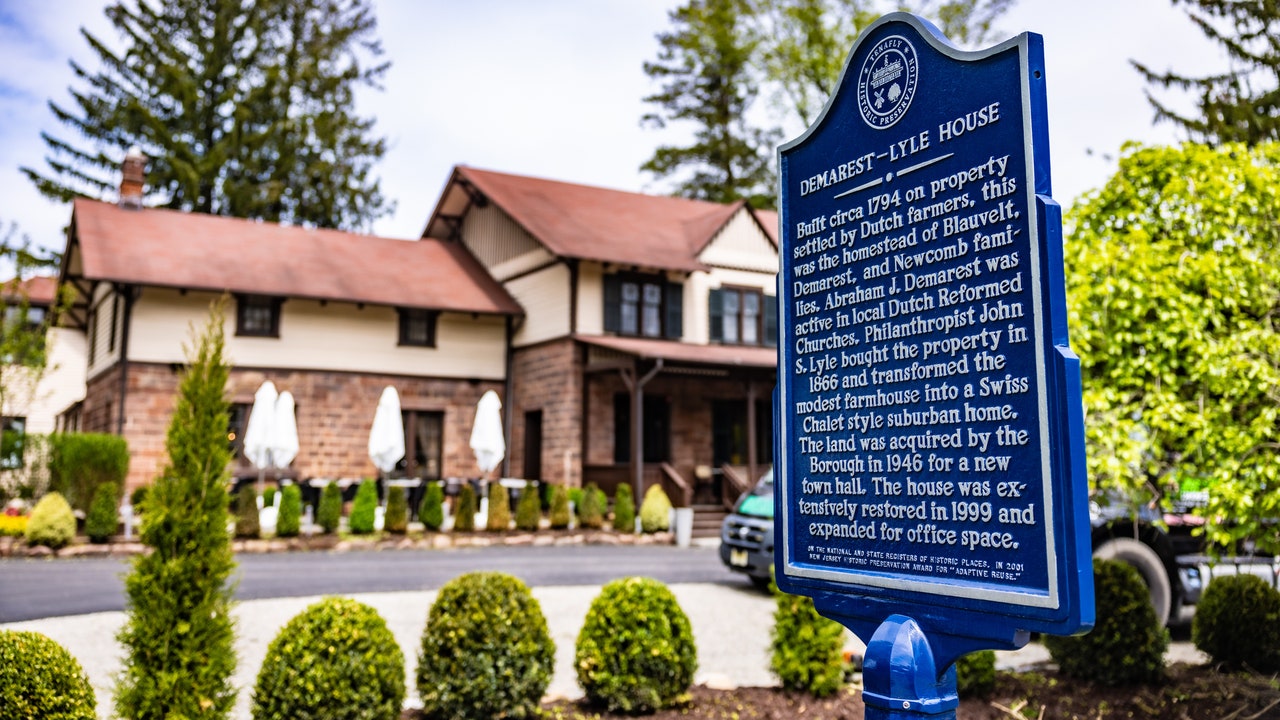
[730,549,749,567]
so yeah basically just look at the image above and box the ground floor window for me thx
[712,399,772,467]
[613,394,670,464]
[401,410,443,479]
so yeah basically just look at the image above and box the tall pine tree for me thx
[116,299,238,720]
[642,0,781,208]
[23,0,390,230]
[1133,0,1280,145]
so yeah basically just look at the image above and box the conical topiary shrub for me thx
[515,484,541,531]
[578,482,605,530]
[486,481,511,532]
[640,484,673,533]
[549,484,571,529]
[85,481,120,544]
[25,491,76,550]
[453,484,477,532]
[275,484,301,538]
[317,481,342,534]
[349,479,378,535]
[612,484,635,533]
[235,484,260,539]
[419,482,444,531]
[384,485,408,534]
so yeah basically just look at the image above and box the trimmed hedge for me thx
[1044,559,1167,685]
[235,484,260,539]
[419,482,444,531]
[770,586,845,697]
[417,571,554,719]
[85,481,119,543]
[317,481,342,534]
[25,492,75,550]
[0,629,96,720]
[276,484,301,538]
[576,577,698,713]
[549,484,571,529]
[453,484,477,532]
[384,485,408,534]
[515,484,541,531]
[48,432,128,514]
[252,597,404,720]
[349,479,378,534]
[578,483,605,530]
[612,484,636,533]
[485,481,511,532]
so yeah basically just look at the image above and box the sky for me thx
[0,0,1229,259]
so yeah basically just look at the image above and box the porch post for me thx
[746,381,758,483]
[619,359,664,504]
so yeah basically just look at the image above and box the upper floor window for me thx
[237,295,282,337]
[398,308,438,347]
[604,273,682,340]
[710,287,776,346]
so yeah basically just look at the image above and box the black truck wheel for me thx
[1094,537,1172,626]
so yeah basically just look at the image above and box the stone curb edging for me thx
[0,529,677,558]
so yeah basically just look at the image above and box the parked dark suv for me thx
[719,469,774,589]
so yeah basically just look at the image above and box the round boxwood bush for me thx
[576,576,698,713]
[1192,573,1280,672]
[275,484,301,538]
[770,587,845,697]
[417,571,554,719]
[1044,559,1167,685]
[0,629,97,720]
[85,481,119,544]
[252,597,404,720]
[639,484,672,533]
[25,492,76,550]
[955,649,997,698]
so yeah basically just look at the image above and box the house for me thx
[58,194,522,491]
[53,161,781,504]
[422,167,779,507]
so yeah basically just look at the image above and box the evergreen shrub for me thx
[47,432,128,514]
[549,484,571,529]
[115,301,238,719]
[770,586,845,697]
[515,484,541,531]
[567,487,584,512]
[25,491,75,550]
[384,485,408,534]
[612,484,636,532]
[261,486,276,509]
[0,629,97,720]
[453,484,477,532]
[576,577,698,713]
[317,481,342,533]
[85,481,119,543]
[275,484,301,538]
[1044,559,1167,685]
[955,650,997,698]
[485,481,511,531]
[252,597,404,720]
[349,479,378,534]
[578,482,605,529]
[1192,573,1280,672]
[640,484,673,533]
[129,485,149,509]
[235,485,260,539]
[419,482,444,531]
[416,571,554,719]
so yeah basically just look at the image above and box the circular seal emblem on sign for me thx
[857,35,919,130]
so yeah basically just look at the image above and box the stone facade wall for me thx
[509,339,582,486]
[84,362,502,493]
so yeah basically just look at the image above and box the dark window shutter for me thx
[665,282,683,339]
[708,288,724,343]
[763,294,777,347]
[603,274,621,333]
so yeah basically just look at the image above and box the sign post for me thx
[775,14,1093,718]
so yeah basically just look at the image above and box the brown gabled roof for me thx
[752,208,779,246]
[68,199,521,315]
[424,166,744,272]
[576,334,777,369]
[2,276,57,305]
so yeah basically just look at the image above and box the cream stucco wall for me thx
[508,264,571,347]
[2,327,87,434]
[127,289,507,379]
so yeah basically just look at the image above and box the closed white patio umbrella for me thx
[470,390,505,478]
[270,391,298,471]
[368,386,405,477]
[242,381,279,492]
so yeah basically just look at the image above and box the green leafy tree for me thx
[1066,142,1280,553]
[642,0,781,207]
[1133,0,1280,145]
[116,300,238,720]
[23,0,391,230]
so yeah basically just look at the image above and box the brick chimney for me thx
[119,146,146,209]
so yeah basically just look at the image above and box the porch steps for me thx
[690,504,728,540]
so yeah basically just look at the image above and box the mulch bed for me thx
[529,663,1280,719]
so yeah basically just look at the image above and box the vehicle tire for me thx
[1094,537,1171,626]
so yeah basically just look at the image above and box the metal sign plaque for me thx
[775,13,1092,643]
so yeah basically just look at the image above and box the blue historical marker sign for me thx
[775,13,1093,659]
